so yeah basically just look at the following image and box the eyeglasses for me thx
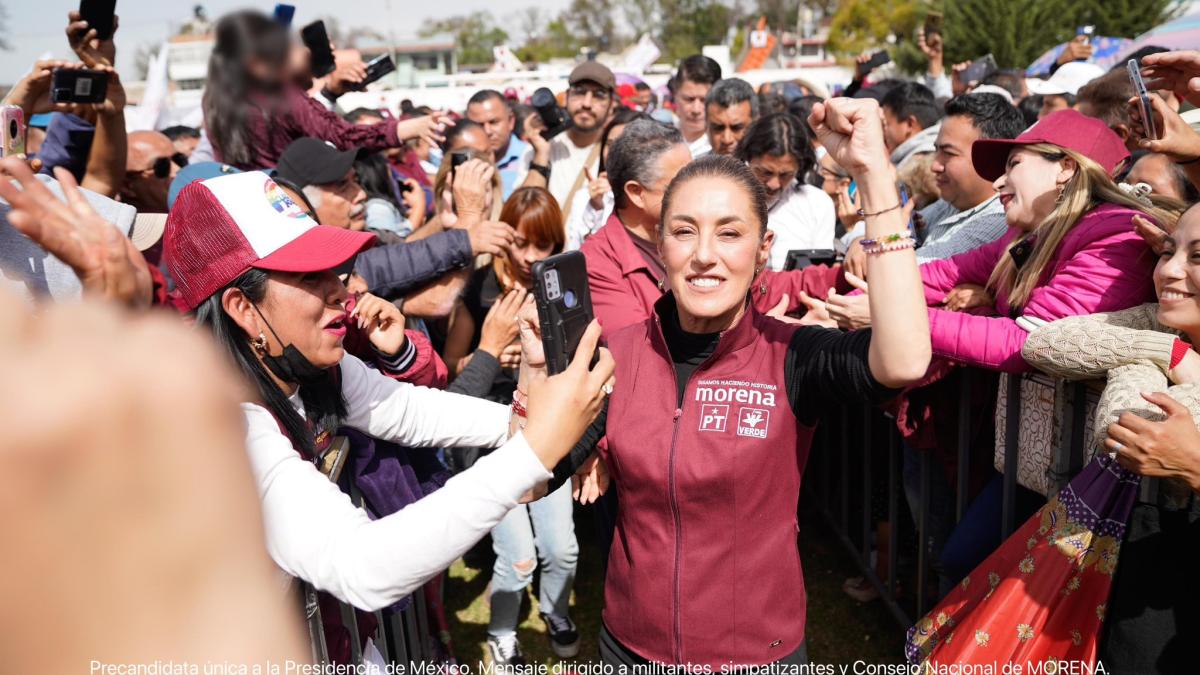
[569,86,610,101]
[150,153,189,179]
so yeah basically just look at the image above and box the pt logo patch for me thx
[699,404,728,432]
[737,407,770,439]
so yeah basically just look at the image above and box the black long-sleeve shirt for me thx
[550,310,895,489]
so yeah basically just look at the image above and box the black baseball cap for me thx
[275,137,361,188]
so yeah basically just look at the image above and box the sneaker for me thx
[540,612,581,658]
[486,634,526,667]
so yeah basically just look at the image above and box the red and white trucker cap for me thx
[164,170,376,311]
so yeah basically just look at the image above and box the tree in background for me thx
[659,0,737,60]
[825,0,920,59]
[418,11,509,67]
[565,0,620,52]
[942,0,1181,70]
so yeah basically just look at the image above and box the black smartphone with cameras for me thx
[360,55,396,88]
[532,251,596,375]
[79,0,117,41]
[50,68,108,104]
[1128,59,1158,141]
[783,249,837,271]
[301,21,336,78]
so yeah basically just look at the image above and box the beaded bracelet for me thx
[860,231,916,254]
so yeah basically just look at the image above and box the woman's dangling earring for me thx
[1054,183,1066,205]
[252,331,268,355]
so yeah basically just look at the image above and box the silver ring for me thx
[602,383,613,395]
[1113,442,1124,453]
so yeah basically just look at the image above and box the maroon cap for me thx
[971,109,1130,182]
[164,170,376,311]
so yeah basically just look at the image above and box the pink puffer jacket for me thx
[919,202,1156,373]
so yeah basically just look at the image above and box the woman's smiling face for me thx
[660,174,773,334]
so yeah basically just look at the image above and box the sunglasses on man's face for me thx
[150,153,189,179]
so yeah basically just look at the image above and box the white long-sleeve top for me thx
[243,353,551,611]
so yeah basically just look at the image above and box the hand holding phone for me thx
[856,51,891,79]
[50,68,109,104]
[301,21,336,78]
[532,252,598,375]
[1128,59,1159,141]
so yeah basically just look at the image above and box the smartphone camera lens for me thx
[564,289,577,308]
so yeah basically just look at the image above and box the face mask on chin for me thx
[251,303,331,387]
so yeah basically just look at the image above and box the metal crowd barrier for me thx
[303,438,436,667]
[804,368,1127,628]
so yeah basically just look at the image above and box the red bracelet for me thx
[1170,338,1192,369]
[510,390,528,418]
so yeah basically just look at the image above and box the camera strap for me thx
[561,142,602,223]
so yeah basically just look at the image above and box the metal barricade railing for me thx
[804,368,1111,629]
[301,436,435,667]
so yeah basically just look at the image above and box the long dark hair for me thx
[194,269,346,457]
[203,11,291,168]
[355,152,401,209]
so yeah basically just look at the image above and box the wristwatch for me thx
[530,162,550,180]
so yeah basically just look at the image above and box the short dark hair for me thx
[344,107,383,124]
[675,54,722,89]
[467,89,508,110]
[880,81,941,129]
[606,118,684,210]
[442,118,484,151]
[981,70,1026,101]
[943,93,1025,140]
[705,78,758,117]
[734,112,817,182]
[661,154,769,236]
[635,81,651,92]
[757,92,788,116]
[1076,70,1134,129]
[1018,95,1042,127]
[161,125,201,141]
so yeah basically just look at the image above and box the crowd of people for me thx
[5,7,1200,674]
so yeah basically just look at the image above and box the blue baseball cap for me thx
[168,162,242,211]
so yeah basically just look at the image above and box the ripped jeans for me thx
[488,480,579,638]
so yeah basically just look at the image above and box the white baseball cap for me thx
[1026,62,1106,97]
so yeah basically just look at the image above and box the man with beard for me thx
[547,62,615,217]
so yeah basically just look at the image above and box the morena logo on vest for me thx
[694,382,775,438]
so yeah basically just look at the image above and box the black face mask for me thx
[252,303,331,387]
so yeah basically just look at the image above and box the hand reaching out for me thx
[352,293,407,356]
[826,272,873,330]
[66,10,118,68]
[1129,91,1200,162]
[1105,392,1200,493]
[942,283,994,312]
[398,111,454,149]
[0,159,152,309]
[451,158,495,222]
[479,289,528,362]
[1141,50,1200,109]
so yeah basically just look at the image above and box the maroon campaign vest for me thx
[601,295,814,667]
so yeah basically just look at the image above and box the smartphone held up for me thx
[532,252,597,375]
[1127,59,1158,141]
[50,68,109,104]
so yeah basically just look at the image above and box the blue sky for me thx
[0,0,572,84]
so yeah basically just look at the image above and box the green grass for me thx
[443,502,905,667]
